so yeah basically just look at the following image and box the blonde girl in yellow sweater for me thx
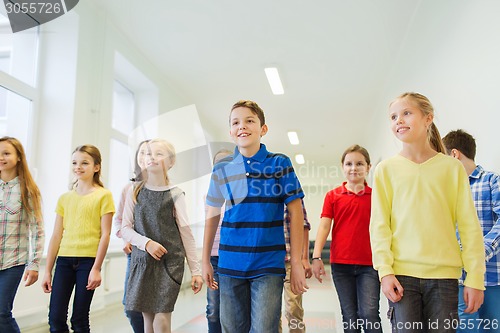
[370,92,485,332]
[41,145,115,333]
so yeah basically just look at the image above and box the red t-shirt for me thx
[321,182,373,265]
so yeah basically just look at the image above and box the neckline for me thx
[396,152,440,166]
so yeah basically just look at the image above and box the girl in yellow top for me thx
[42,145,115,333]
[369,92,485,332]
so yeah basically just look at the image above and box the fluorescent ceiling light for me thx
[287,131,299,145]
[295,154,305,165]
[264,67,284,95]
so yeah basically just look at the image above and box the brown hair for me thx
[341,144,371,165]
[392,92,446,154]
[230,100,266,126]
[213,148,232,165]
[442,129,476,160]
[131,139,150,182]
[0,137,42,220]
[133,139,176,202]
[72,144,104,188]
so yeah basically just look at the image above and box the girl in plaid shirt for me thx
[0,136,44,333]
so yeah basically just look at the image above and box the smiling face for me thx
[72,151,100,183]
[0,141,19,178]
[229,106,268,156]
[389,97,433,145]
[342,151,370,186]
[145,141,174,173]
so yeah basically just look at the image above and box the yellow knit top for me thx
[56,187,115,257]
[370,153,485,290]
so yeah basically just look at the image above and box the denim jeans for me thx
[207,256,222,333]
[124,253,144,333]
[0,265,24,333]
[219,274,284,333]
[48,257,96,333]
[387,275,458,333]
[458,285,500,333]
[331,263,382,333]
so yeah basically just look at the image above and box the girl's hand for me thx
[41,272,52,293]
[463,286,484,313]
[381,274,404,303]
[312,259,325,283]
[191,275,203,294]
[87,268,102,290]
[202,261,218,290]
[123,242,133,255]
[23,269,39,287]
[145,240,167,260]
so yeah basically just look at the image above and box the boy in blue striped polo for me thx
[443,129,500,333]
[202,100,308,333]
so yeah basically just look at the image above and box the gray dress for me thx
[125,186,185,313]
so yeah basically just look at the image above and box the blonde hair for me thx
[71,145,104,189]
[0,137,43,220]
[392,92,446,154]
[133,139,176,202]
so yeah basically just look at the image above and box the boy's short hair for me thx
[230,100,266,126]
[442,129,476,160]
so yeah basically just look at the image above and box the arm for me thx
[302,228,312,279]
[484,174,500,261]
[86,212,113,290]
[24,211,45,287]
[287,198,308,295]
[114,184,133,254]
[312,217,332,283]
[120,186,152,251]
[202,205,221,290]
[41,215,64,293]
[173,194,203,294]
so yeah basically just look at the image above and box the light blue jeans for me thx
[458,285,500,333]
[207,256,222,333]
[0,265,24,333]
[219,274,284,333]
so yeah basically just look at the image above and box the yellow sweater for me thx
[370,153,485,290]
[56,187,115,257]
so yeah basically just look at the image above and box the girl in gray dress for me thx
[121,138,203,333]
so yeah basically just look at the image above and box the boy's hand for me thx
[463,286,484,313]
[191,275,204,294]
[23,269,38,286]
[312,259,326,283]
[381,274,404,303]
[202,261,218,290]
[291,263,309,295]
[145,240,167,260]
[302,258,312,279]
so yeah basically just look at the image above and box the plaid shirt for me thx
[0,177,44,271]
[284,199,310,262]
[470,165,500,286]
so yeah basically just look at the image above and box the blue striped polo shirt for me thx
[206,144,304,278]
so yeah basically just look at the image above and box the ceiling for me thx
[88,0,421,168]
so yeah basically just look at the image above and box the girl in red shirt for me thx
[312,144,382,333]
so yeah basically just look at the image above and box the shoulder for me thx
[169,186,185,199]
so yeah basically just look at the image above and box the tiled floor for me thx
[33,265,391,332]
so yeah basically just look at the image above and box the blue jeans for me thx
[387,275,458,333]
[458,285,500,333]
[48,257,96,333]
[219,274,284,333]
[207,256,222,333]
[331,263,382,333]
[124,253,144,333]
[0,265,24,333]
